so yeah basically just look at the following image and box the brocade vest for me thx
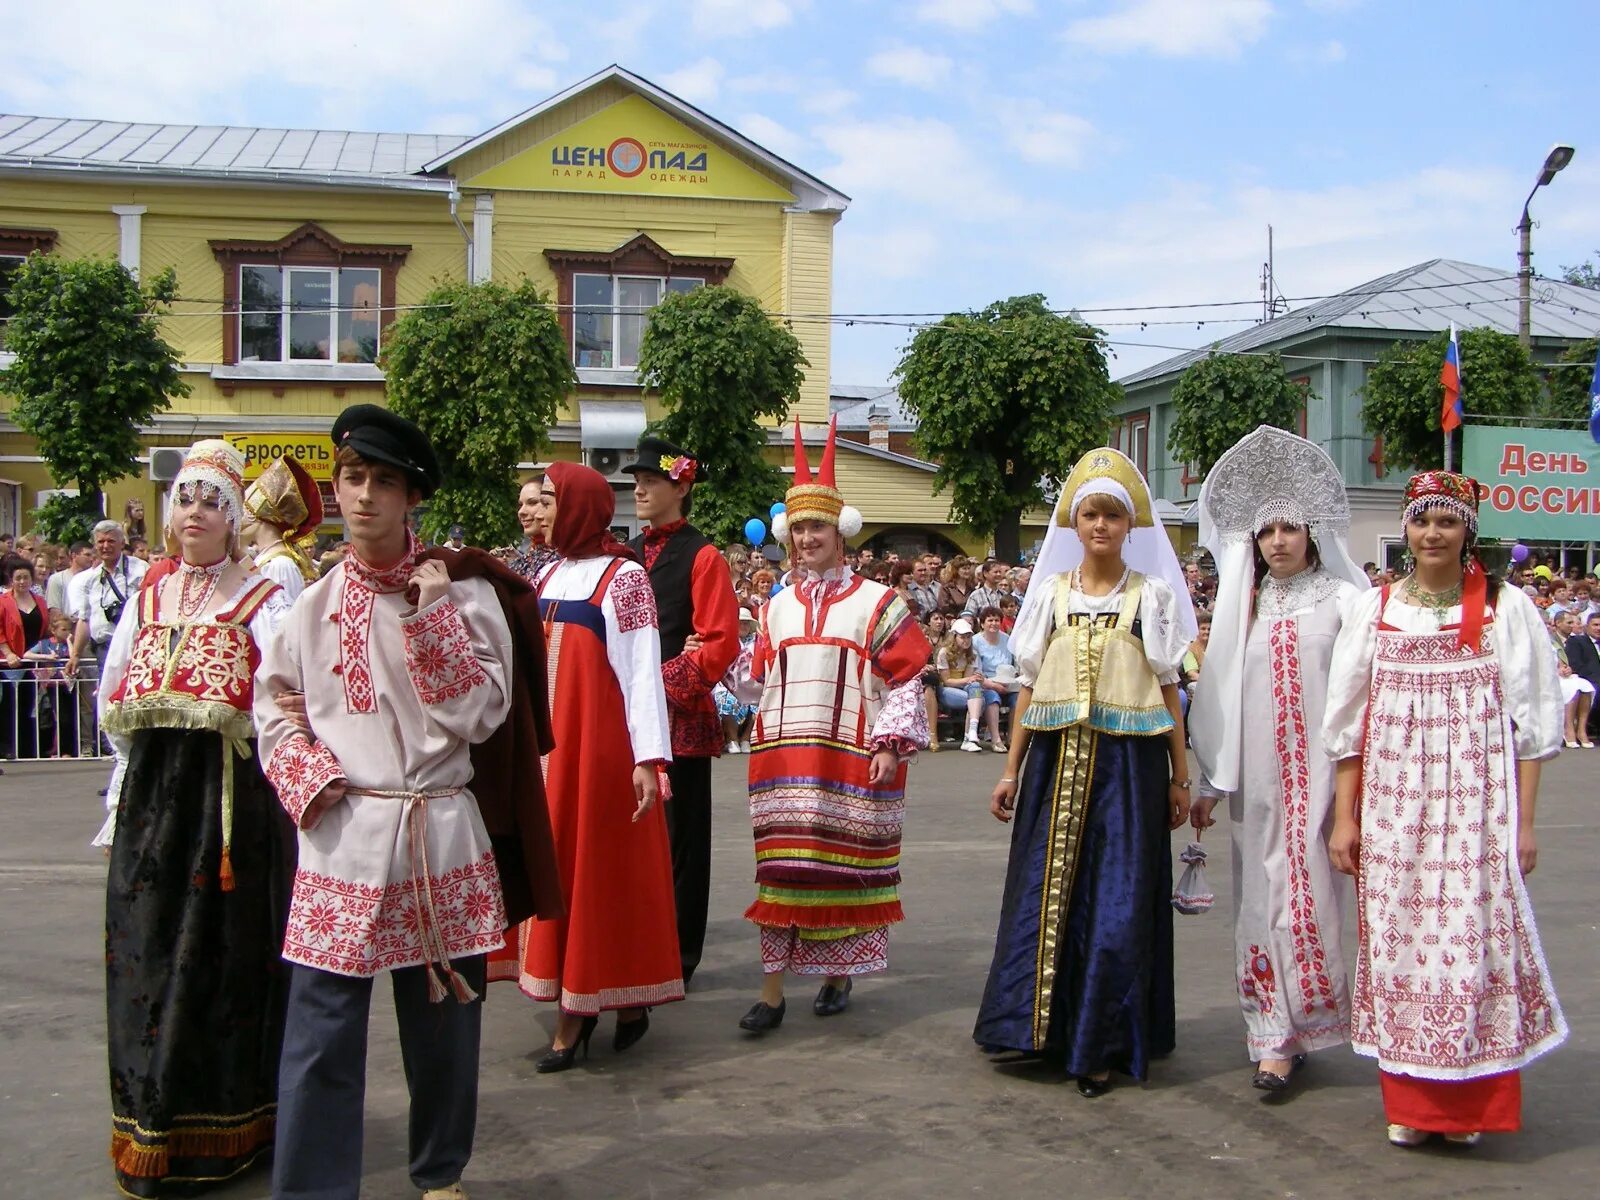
[1021,571,1173,736]
[104,577,279,741]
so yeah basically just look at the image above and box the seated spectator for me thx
[936,618,1007,754]
[972,606,1018,749]
[962,558,1011,618]
[998,594,1019,633]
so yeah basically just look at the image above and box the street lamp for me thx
[1518,143,1576,349]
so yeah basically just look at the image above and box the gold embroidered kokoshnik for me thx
[1031,720,1100,1050]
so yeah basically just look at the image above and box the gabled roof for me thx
[423,65,849,213]
[1119,259,1600,388]
[829,385,918,431]
[0,113,463,190]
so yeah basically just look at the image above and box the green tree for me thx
[1560,253,1598,290]
[383,279,573,545]
[894,294,1117,561]
[1359,328,1540,472]
[1167,351,1310,479]
[1538,335,1598,423]
[2,256,188,542]
[637,286,804,545]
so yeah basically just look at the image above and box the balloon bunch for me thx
[745,502,787,547]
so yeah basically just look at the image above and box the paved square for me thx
[2,749,1594,1198]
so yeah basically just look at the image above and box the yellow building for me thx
[1,64,995,554]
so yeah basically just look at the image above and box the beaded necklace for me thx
[176,556,230,621]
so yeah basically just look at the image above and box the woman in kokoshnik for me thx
[974,447,1196,1098]
[1187,427,1367,1095]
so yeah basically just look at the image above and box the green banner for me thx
[1463,425,1600,540]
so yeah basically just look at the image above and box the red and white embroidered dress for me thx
[1324,583,1565,1118]
[496,554,684,1013]
[254,536,514,978]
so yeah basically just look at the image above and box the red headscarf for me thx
[545,462,638,562]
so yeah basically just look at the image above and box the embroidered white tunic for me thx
[1199,570,1360,1059]
[255,549,514,978]
[1322,583,1566,1079]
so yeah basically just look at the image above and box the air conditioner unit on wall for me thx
[587,448,633,477]
[149,448,186,482]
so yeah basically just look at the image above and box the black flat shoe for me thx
[813,977,852,1016]
[536,1015,597,1073]
[1076,1075,1111,1098]
[1252,1054,1307,1094]
[738,999,786,1034]
[613,1009,650,1052]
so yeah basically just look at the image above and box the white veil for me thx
[1016,468,1198,645]
[1188,427,1368,794]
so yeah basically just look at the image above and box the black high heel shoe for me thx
[613,1008,651,1052]
[536,1015,597,1074]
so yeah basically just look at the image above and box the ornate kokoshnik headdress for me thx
[165,439,248,556]
[1190,426,1368,794]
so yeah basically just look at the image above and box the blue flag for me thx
[1590,341,1600,444]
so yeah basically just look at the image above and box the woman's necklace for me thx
[177,557,229,621]
[1403,573,1463,622]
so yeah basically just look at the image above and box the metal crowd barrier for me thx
[1,662,109,763]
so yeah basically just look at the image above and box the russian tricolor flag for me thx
[1440,324,1463,433]
[1588,340,1600,444]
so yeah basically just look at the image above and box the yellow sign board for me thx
[466,94,795,203]
[223,433,335,482]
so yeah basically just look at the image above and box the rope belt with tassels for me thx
[343,785,481,1004]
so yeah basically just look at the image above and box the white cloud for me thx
[659,57,726,104]
[865,45,955,89]
[815,116,1022,216]
[913,0,1033,32]
[733,112,809,162]
[995,103,1095,167]
[1064,0,1273,59]
[799,87,859,116]
[689,0,799,37]
[2,0,567,126]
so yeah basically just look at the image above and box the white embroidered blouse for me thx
[1322,582,1563,762]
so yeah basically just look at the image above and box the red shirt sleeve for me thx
[684,544,741,682]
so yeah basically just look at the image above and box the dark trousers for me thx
[665,756,713,984]
[272,954,487,1200]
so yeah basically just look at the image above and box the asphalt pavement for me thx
[2,747,1596,1199]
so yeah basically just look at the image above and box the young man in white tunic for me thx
[256,405,515,1200]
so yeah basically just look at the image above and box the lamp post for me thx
[1517,144,1576,349]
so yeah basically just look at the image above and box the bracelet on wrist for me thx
[1171,779,1192,789]
[1000,776,1017,784]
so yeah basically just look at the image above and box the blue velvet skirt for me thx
[973,725,1175,1079]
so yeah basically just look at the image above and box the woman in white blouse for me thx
[1323,470,1565,1150]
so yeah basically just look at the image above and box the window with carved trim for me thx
[0,228,57,351]
[546,234,732,380]
[210,223,408,367]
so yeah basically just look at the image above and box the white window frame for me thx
[572,272,703,371]
[238,264,383,366]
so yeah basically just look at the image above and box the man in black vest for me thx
[625,437,740,985]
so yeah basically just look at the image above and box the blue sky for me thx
[8,0,1599,384]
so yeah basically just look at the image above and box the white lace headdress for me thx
[1189,426,1368,794]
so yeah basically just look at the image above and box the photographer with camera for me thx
[67,520,145,794]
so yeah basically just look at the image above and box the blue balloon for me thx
[744,517,767,546]
[769,502,787,520]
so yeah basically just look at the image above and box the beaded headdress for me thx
[1402,470,1480,538]
[165,439,247,557]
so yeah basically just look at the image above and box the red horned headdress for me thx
[771,416,863,542]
